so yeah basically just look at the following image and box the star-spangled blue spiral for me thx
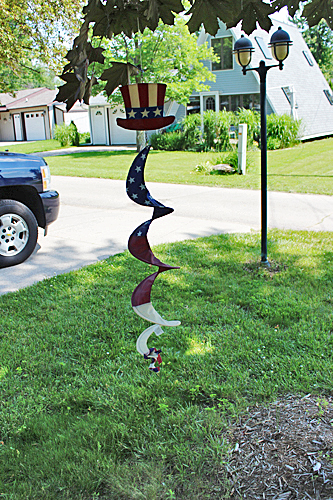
[126,146,166,209]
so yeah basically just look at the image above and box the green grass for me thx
[1,230,332,499]
[1,137,333,194]
[0,139,68,154]
[43,137,333,195]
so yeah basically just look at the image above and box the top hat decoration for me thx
[117,83,175,131]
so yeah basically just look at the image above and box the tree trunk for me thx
[136,130,146,152]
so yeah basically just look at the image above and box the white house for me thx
[0,88,65,142]
[189,18,333,140]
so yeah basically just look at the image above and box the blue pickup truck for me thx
[0,151,60,268]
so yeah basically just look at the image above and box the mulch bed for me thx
[225,394,333,499]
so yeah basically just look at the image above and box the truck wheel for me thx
[0,200,38,269]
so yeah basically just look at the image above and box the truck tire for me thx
[0,199,38,269]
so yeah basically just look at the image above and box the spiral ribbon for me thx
[126,145,181,372]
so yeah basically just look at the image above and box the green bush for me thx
[151,110,301,152]
[266,114,301,149]
[150,131,186,151]
[235,108,260,147]
[54,121,80,147]
[79,132,91,144]
[202,110,233,152]
[182,113,201,149]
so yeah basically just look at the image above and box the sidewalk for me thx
[0,141,136,155]
[33,145,137,156]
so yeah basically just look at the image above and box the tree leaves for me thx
[82,0,183,38]
[0,0,82,91]
[56,73,98,111]
[186,0,275,35]
[100,62,140,96]
[54,0,333,111]
[227,0,275,34]
[303,0,333,28]
[272,0,302,18]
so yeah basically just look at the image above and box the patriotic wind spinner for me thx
[118,83,181,372]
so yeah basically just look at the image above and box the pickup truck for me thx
[0,151,60,269]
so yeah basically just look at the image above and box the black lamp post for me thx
[233,27,292,264]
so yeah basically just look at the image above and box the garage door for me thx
[109,107,136,145]
[91,108,108,144]
[24,112,46,141]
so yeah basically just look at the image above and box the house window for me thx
[255,37,272,59]
[26,114,30,118]
[324,89,333,105]
[31,114,34,117]
[36,113,39,117]
[282,87,298,108]
[220,94,260,111]
[211,37,233,71]
[231,95,241,112]
[303,50,314,66]
[96,110,102,115]
[205,97,216,110]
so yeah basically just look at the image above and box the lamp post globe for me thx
[269,27,293,67]
[233,35,254,71]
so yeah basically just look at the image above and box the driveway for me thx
[1,176,332,295]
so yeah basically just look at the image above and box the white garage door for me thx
[91,108,108,145]
[25,112,46,141]
[109,107,136,145]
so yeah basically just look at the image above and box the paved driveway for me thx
[1,175,332,295]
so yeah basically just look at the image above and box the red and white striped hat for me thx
[117,83,175,131]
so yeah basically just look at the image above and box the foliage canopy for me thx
[0,0,82,94]
[93,14,218,107]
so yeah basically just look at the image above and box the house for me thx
[0,87,65,142]
[188,18,333,140]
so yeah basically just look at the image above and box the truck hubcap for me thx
[0,213,29,256]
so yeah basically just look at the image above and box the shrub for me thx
[235,108,260,147]
[182,113,201,149]
[202,110,233,152]
[149,131,186,151]
[54,121,80,147]
[79,132,91,144]
[267,136,281,150]
[151,110,301,153]
[266,114,301,149]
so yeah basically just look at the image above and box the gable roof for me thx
[0,87,58,111]
[229,19,333,139]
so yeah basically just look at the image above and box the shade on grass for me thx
[0,230,332,499]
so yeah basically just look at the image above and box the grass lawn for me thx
[43,137,333,195]
[0,230,332,499]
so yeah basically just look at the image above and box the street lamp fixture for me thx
[233,27,292,264]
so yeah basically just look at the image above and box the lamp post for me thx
[233,27,292,264]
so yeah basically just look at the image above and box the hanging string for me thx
[137,17,144,81]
